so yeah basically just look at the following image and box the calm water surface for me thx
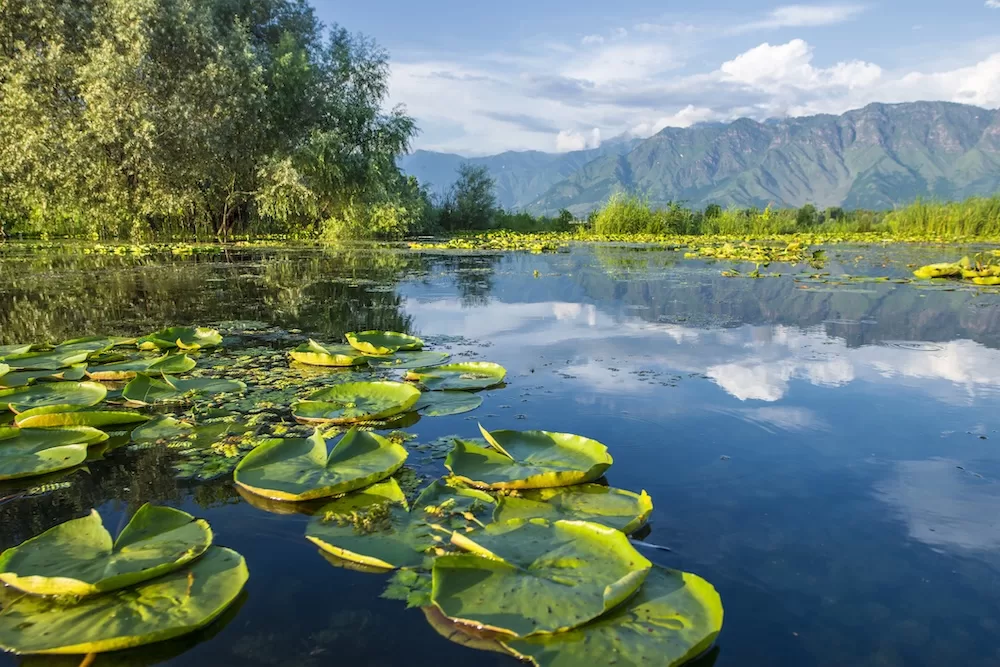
[2,242,1000,667]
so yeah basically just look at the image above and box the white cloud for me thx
[719,39,882,90]
[987,0,1000,8]
[581,34,604,46]
[734,4,867,32]
[555,128,602,152]
[630,105,717,136]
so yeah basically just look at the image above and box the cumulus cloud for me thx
[630,105,717,136]
[555,128,602,152]
[987,0,1000,8]
[719,39,882,90]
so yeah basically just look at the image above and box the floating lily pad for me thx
[0,382,107,414]
[122,374,245,406]
[292,381,421,424]
[913,263,962,279]
[54,336,117,355]
[0,365,89,388]
[366,351,451,370]
[494,485,652,533]
[0,504,212,596]
[289,340,369,367]
[138,327,223,351]
[306,479,495,569]
[0,427,105,481]
[86,354,197,381]
[505,566,724,667]
[446,424,613,490]
[0,546,248,655]
[14,409,147,429]
[413,391,483,417]
[0,349,89,372]
[0,344,31,358]
[234,428,408,502]
[406,362,506,391]
[432,518,651,637]
[346,331,424,355]
[422,606,513,656]
[0,364,8,379]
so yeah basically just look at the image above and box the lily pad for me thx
[0,344,31,357]
[432,518,651,637]
[346,331,424,355]
[138,327,223,351]
[422,606,513,657]
[292,381,421,425]
[505,566,724,667]
[413,391,483,417]
[366,351,451,370]
[0,427,105,481]
[54,336,117,355]
[405,362,506,391]
[0,364,8,379]
[494,485,652,534]
[913,263,962,279]
[446,424,613,490]
[0,349,89,372]
[0,546,248,655]
[289,340,369,367]
[86,353,197,381]
[0,504,212,596]
[122,374,245,406]
[0,365,89,388]
[0,382,107,414]
[234,428,408,502]
[14,409,148,429]
[306,479,495,569]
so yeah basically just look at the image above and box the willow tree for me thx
[0,0,417,239]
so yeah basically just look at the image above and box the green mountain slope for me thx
[522,102,1000,215]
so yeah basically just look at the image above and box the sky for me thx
[313,1,1000,155]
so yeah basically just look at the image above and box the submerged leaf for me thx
[445,424,613,490]
[292,381,420,424]
[405,362,507,391]
[346,331,424,355]
[493,485,652,534]
[366,351,451,370]
[0,546,248,655]
[413,391,483,417]
[234,428,408,501]
[0,504,212,596]
[505,566,724,667]
[432,519,651,637]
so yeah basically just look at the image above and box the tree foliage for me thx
[0,0,417,239]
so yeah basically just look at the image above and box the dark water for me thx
[2,242,1000,667]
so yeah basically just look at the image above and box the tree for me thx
[797,204,818,227]
[444,164,497,230]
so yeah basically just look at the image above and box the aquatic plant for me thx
[292,381,421,424]
[405,362,507,391]
[346,330,425,355]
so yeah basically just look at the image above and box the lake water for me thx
[2,242,1000,667]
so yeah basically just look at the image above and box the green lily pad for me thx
[54,336,116,355]
[289,340,369,367]
[505,566,724,667]
[366,351,451,370]
[405,362,507,391]
[0,344,31,357]
[494,485,652,534]
[0,364,89,388]
[306,479,495,569]
[138,327,223,351]
[122,374,245,406]
[234,428,408,502]
[86,353,197,381]
[413,391,483,417]
[0,427,105,481]
[0,546,248,655]
[446,424,613,490]
[0,349,89,372]
[292,381,421,425]
[346,331,424,355]
[913,263,962,279]
[422,606,514,656]
[0,364,8,379]
[0,381,107,414]
[432,518,652,637]
[0,504,213,596]
[14,409,147,429]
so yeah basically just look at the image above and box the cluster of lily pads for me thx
[913,253,1000,285]
[232,418,723,667]
[0,327,247,482]
[0,504,248,654]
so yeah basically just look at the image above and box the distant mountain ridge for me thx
[400,102,1000,215]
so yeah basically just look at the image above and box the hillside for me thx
[403,102,1000,215]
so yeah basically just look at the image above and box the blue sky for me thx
[313,1,1000,155]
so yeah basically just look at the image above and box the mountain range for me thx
[399,102,1000,215]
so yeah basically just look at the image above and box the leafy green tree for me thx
[797,204,818,227]
[443,164,497,230]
